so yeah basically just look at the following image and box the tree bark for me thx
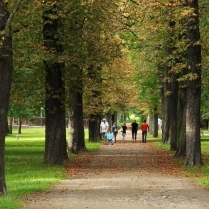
[185,0,203,166]
[89,114,101,142]
[43,2,68,164]
[68,92,78,154]
[68,89,86,153]
[162,66,171,144]
[112,111,117,125]
[149,113,154,135]
[169,74,178,151]
[76,90,86,151]
[175,87,187,157]
[9,117,13,134]
[87,65,103,142]
[0,1,13,195]
[18,119,22,134]
[152,107,158,138]
[162,15,178,146]
[106,113,112,131]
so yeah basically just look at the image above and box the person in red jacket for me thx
[141,120,149,143]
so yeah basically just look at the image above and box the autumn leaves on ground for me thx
[65,140,183,178]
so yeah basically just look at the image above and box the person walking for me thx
[131,120,138,143]
[112,122,118,143]
[121,122,127,143]
[100,118,109,144]
[141,120,149,143]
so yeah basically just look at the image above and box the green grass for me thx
[148,132,209,190]
[1,127,101,209]
[85,140,102,151]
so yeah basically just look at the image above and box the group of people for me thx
[100,118,149,145]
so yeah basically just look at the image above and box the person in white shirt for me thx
[100,118,109,144]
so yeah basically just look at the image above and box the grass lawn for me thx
[1,127,101,209]
[149,131,209,190]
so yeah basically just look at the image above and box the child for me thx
[106,131,114,145]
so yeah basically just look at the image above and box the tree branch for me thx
[5,0,21,35]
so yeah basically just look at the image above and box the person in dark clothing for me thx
[112,122,118,143]
[121,122,127,143]
[131,120,138,143]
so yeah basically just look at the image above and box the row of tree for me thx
[0,0,139,194]
[0,0,207,194]
[120,0,204,166]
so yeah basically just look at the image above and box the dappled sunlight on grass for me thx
[3,127,67,208]
[2,127,101,209]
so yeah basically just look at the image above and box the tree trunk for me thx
[185,0,203,166]
[106,113,112,132]
[152,107,158,138]
[160,68,164,142]
[44,61,68,164]
[89,114,101,142]
[0,1,13,194]
[175,87,187,157]
[162,66,171,144]
[6,120,9,135]
[43,2,68,164]
[112,111,117,125]
[68,89,86,153]
[169,74,178,151]
[9,117,13,134]
[86,65,103,142]
[68,94,78,154]
[76,90,86,151]
[162,15,176,145]
[18,119,22,134]
[149,113,154,135]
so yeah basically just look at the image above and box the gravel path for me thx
[22,133,209,209]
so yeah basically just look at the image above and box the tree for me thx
[86,65,103,142]
[68,66,86,153]
[79,0,127,141]
[61,1,87,151]
[118,0,203,166]
[184,0,203,166]
[118,0,162,136]
[0,0,21,195]
[8,106,34,134]
[42,1,68,164]
[199,0,209,130]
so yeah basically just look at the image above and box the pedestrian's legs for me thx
[142,132,144,143]
[134,131,137,141]
[122,133,126,142]
[132,131,134,142]
[102,132,106,144]
[144,132,147,143]
[103,132,108,145]
[132,131,134,140]
[106,137,109,145]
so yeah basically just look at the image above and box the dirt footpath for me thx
[22,133,209,209]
